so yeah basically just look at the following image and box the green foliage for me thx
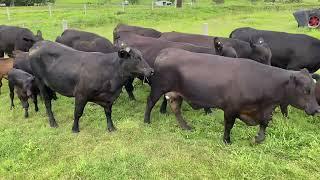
[0,1,320,179]
[0,0,55,6]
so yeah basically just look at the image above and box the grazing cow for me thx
[8,68,39,118]
[159,31,272,64]
[0,25,43,57]
[144,48,320,144]
[56,29,116,53]
[29,41,153,132]
[230,27,320,73]
[0,57,13,94]
[113,24,162,43]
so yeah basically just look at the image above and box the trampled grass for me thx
[0,1,320,179]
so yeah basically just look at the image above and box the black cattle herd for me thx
[1,24,320,144]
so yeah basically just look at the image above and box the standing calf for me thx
[8,68,39,118]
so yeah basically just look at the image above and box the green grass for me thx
[1,1,320,179]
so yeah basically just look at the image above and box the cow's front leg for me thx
[124,77,136,101]
[72,97,87,133]
[223,112,236,144]
[21,100,29,118]
[36,79,58,127]
[254,124,268,144]
[254,106,273,144]
[104,104,116,132]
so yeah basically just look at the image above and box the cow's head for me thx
[18,30,43,52]
[213,37,237,58]
[23,76,35,98]
[249,37,272,65]
[286,69,320,115]
[117,44,154,78]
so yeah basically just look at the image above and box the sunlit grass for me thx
[0,1,320,179]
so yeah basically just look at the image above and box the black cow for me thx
[115,32,217,113]
[113,24,162,43]
[8,68,39,118]
[159,31,272,65]
[144,48,320,144]
[56,29,116,53]
[0,25,43,57]
[29,41,153,132]
[230,27,320,73]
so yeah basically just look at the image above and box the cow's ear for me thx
[118,49,130,59]
[36,30,42,38]
[213,37,223,53]
[300,68,309,75]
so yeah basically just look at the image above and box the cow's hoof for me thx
[35,108,39,112]
[253,136,265,144]
[181,124,193,131]
[50,122,59,128]
[223,138,231,144]
[72,128,80,133]
[107,126,117,132]
[144,119,151,124]
[160,108,167,114]
[129,96,136,101]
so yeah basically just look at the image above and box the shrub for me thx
[0,0,55,6]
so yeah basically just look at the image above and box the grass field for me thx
[1,0,320,179]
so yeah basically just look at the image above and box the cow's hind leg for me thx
[9,80,14,109]
[72,96,87,133]
[33,94,39,112]
[280,104,288,118]
[0,78,2,95]
[36,78,58,127]
[167,93,192,130]
[104,104,116,132]
[160,96,168,114]
[223,112,236,144]
[144,87,164,124]
[124,77,136,101]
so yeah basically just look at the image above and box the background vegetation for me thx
[0,0,320,179]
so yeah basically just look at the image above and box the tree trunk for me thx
[176,0,182,8]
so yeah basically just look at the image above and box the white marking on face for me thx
[165,95,170,100]
[313,79,317,83]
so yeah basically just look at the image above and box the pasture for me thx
[1,0,320,179]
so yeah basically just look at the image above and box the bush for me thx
[0,0,55,6]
